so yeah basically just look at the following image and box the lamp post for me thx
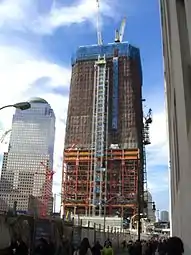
[136,152,142,241]
[146,201,156,221]
[103,193,122,234]
[0,102,31,111]
[130,213,143,230]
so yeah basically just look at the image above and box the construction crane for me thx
[142,107,152,218]
[96,0,103,45]
[115,17,126,43]
[96,1,126,45]
[143,108,152,145]
[65,139,80,151]
[0,129,11,144]
[34,161,55,217]
[66,142,78,151]
[40,161,55,180]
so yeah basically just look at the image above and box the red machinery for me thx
[34,161,55,217]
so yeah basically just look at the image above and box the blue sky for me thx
[0,0,169,212]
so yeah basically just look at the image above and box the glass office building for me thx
[0,97,55,215]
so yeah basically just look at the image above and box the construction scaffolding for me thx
[65,42,142,151]
[63,41,145,219]
[91,56,108,216]
[63,149,91,216]
[107,149,139,217]
[63,148,140,217]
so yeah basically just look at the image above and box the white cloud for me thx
[143,89,170,206]
[144,105,170,208]
[147,110,169,168]
[34,0,112,34]
[147,163,170,210]
[0,45,70,106]
[147,166,169,193]
[0,0,38,31]
[0,44,70,121]
[0,0,116,35]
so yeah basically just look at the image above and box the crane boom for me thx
[114,17,126,43]
[0,129,11,143]
[96,0,103,45]
[119,17,126,42]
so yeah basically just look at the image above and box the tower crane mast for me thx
[115,17,126,43]
[119,17,126,42]
[96,0,103,45]
[142,106,152,218]
[96,1,126,45]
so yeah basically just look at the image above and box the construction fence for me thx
[0,214,131,252]
[72,219,130,249]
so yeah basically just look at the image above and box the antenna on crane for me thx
[51,0,56,9]
[96,0,103,45]
[115,17,126,43]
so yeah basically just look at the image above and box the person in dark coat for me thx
[91,241,103,255]
[127,241,135,255]
[133,240,142,255]
[166,237,184,255]
[34,238,49,255]
[15,239,28,255]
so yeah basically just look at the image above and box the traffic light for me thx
[143,201,147,208]
[152,202,156,211]
[102,161,106,168]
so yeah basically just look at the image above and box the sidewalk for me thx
[116,248,128,254]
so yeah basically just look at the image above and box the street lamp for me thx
[0,102,31,111]
[103,193,122,234]
[152,202,156,211]
[130,213,144,230]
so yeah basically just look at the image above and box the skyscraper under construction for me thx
[62,40,147,218]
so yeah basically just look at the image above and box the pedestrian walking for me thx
[101,240,113,255]
[91,241,103,255]
[73,237,92,255]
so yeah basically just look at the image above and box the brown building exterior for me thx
[62,42,145,218]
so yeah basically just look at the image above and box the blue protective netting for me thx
[112,57,119,130]
[71,42,140,64]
